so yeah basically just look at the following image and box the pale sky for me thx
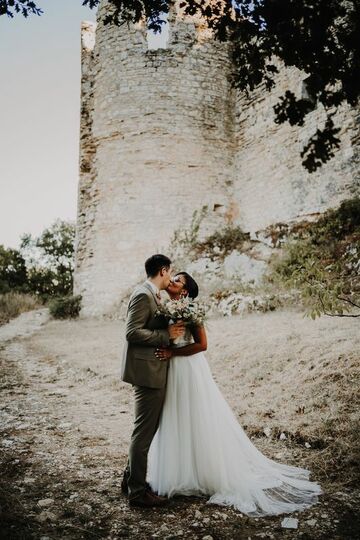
[0,0,97,250]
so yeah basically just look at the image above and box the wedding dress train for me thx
[147,331,322,516]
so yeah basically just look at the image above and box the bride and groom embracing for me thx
[120,254,321,515]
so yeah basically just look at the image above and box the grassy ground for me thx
[0,292,42,326]
[0,308,359,539]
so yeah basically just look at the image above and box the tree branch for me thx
[336,296,360,310]
[317,291,360,318]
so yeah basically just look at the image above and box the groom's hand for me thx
[155,348,173,361]
[168,321,185,340]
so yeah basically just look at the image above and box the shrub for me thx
[269,197,360,318]
[170,205,250,260]
[307,197,360,242]
[170,206,209,251]
[194,226,250,257]
[48,295,82,319]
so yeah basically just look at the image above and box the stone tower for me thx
[74,1,235,316]
[75,1,359,317]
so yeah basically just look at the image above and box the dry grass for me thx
[0,291,42,326]
[0,307,359,538]
[206,310,360,487]
[18,307,360,488]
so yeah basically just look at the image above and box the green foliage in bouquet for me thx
[156,297,207,325]
[48,295,82,320]
[269,197,360,318]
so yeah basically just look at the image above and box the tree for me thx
[0,0,43,18]
[20,219,76,299]
[0,245,28,293]
[2,1,359,172]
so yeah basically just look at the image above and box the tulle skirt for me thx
[147,352,322,516]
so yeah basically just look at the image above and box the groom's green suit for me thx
[121,281,170,500]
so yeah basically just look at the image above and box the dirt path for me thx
[0,308,49,342]
[1,309,359,539]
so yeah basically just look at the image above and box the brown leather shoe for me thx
[129,490,168,508]
[121,474,152,497]
[146,488,167,502]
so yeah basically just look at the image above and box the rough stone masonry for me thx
[74,0,360,317]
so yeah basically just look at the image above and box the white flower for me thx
[156,296,207,324]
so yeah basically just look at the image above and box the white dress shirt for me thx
[146,279,160,297]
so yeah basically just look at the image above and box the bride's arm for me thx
[155,325,207,361]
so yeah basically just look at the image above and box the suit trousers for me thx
[125,384,166,499]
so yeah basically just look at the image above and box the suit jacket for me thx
[121,281,170,389]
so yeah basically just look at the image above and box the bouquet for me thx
[156,297,207,325]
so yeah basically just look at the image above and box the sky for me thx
[0,0,97,250]
[0,2,169,252]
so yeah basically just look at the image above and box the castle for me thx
[74,0,359,317]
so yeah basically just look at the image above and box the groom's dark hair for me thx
[145,254,171,278]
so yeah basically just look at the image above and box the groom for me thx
[120,254,184,507]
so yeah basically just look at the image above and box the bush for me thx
[269,197,360,318]
[194,226,250,258]
[48,295,82,319]
[170,204,249,260]
[170,206,209,251]
[307,197,360,242]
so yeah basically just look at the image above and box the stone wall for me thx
[74,2,235,316]
[74,1,360,316]
[232,64,360,235]
[74,21,99,310]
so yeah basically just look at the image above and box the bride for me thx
[147,272,322,516]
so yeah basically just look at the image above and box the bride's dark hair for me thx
[176,272,199,299]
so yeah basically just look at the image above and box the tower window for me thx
[147,12,170,50]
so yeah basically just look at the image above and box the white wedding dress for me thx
[147,328,322,516]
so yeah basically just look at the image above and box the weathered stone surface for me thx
[233,63,360,235]
[75,3,234,316]
[223,251,267,284]
[74,0,360,316]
